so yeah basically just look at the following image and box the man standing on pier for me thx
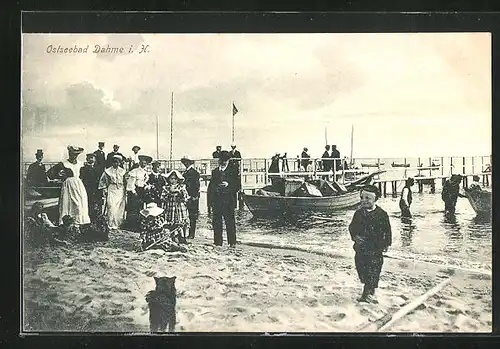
[181,155,200,239]
[207,150,238,248]
[330,145,341,180]
[321,145,332,180]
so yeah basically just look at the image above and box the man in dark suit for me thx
[80,153,102,221]
[106,144,124,168]
[181,155,201,239]
[212,145,222,159]
[207,151,238,247]
[331,145,341,180]
[229,143,242,208]
[26,149,48,187]
[93,142,106,173]
[321,145,332,180]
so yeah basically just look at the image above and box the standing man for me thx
[229,143,242,208]
[106,144,125,168]
[321,145,332,180]
[207,151,238,248]
[399,177,415,219]
[181,155,200,239]
[300,147,311,172]
[331,145,341,180]
[442,174,466,214]
[93,142,106,174]
[212,145,222,159]
[125,155,152,231]
[26,149,48,187]
[128,145,141,170]
[80,153,102,221]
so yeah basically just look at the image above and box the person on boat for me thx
[321,145,332,180]
[399,177,415,219]
[106,144,125,168]
[93,142,106,174]
[330,145,341,178]
[469,175,482,191]
[207,150,238,248]
[212,145,222,159]
[26,149,49,187]
[161,170,190,244]
[98,155,127,230]
[268,152,281,186]
[145,161,167,206]
[349,184,392,303]
[181,155,200,239]
[125,155,152,231]
[300,147,311,172]
[281,152,289,172]
[128,145,142,170]
[80,153,103,222]
[229,144,242,208]
[441,174,466,214]
[46,146,91,226]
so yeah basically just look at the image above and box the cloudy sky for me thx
[21,33,491,162]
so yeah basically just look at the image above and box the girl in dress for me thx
[160,170,189,244]
[98,155,127,230]
[46,146,90,225]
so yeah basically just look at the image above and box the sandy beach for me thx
[23,227,491,333]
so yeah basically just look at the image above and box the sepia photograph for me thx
[21,32,492,333]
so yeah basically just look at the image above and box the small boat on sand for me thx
[464,188,492,216]
[391,162,410,168]
[361,163,384,168]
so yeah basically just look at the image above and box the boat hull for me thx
[464,189,492,216]
[242,190,360,216]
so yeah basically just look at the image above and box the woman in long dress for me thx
[46,146,90,225]
[98,155,127,230]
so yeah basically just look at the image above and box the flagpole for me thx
[350,124,354,165]
[232,101,235,143]
[325,126,328,145]
[170,92,174,166]
[156,113,159,159]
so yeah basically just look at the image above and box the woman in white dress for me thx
[46,146,91,225]
[98,155,127,230]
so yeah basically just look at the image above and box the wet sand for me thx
[23,229,491,333]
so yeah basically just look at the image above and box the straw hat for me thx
[67,146,84,154]
[138,155,153,163]
[180,155,194,165]
[140,202,164,217]
[165,170,185,181]
[132,145,141,152]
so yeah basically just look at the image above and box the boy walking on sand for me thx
[349,185,392,303]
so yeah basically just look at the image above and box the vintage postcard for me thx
[21,32,492,333]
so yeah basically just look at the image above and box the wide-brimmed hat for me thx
[140,202,164,217]
[165,170,185,181]
[219,150,231,162]
[67,146,84,154]
[35,149,44,156]
[132,145,141,151]
[180,155,194,165]
[138,155,152,163]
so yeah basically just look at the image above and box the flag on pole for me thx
[232,103,238,116]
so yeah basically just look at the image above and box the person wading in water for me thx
[399,177,415,219]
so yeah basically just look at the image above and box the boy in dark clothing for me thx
[349,185,392,303]
[399,177,414,218]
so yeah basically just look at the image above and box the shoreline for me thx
[23,229,491,333]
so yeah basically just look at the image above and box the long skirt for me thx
[59,177,90,225]
[105,183,126,229]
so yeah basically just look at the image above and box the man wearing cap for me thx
[207,150,238,247]
[93,142,106,174]
[349,184,392,302]
[128,145,141,170]
[181,155,200,239]
[229,144,242,208]
[145,161,167,206]
[212,145,222,159]
[125,154,152,231]
[106,144,125,168]
[80,153,102,221]
[26,149,48,187]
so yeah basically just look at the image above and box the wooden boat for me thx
[242,190,360,216]
[464,188,492,216]
[391,162,410,168]
[361,163,384,168]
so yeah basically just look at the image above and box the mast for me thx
[350,124,354,165]
[156,113,159,159]
[170,92,174,165]
[232,101,235,143]
[325,126,328,145]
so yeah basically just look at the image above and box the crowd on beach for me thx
[24,141,486,304]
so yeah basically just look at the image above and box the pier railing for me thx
[23,155,491,189]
